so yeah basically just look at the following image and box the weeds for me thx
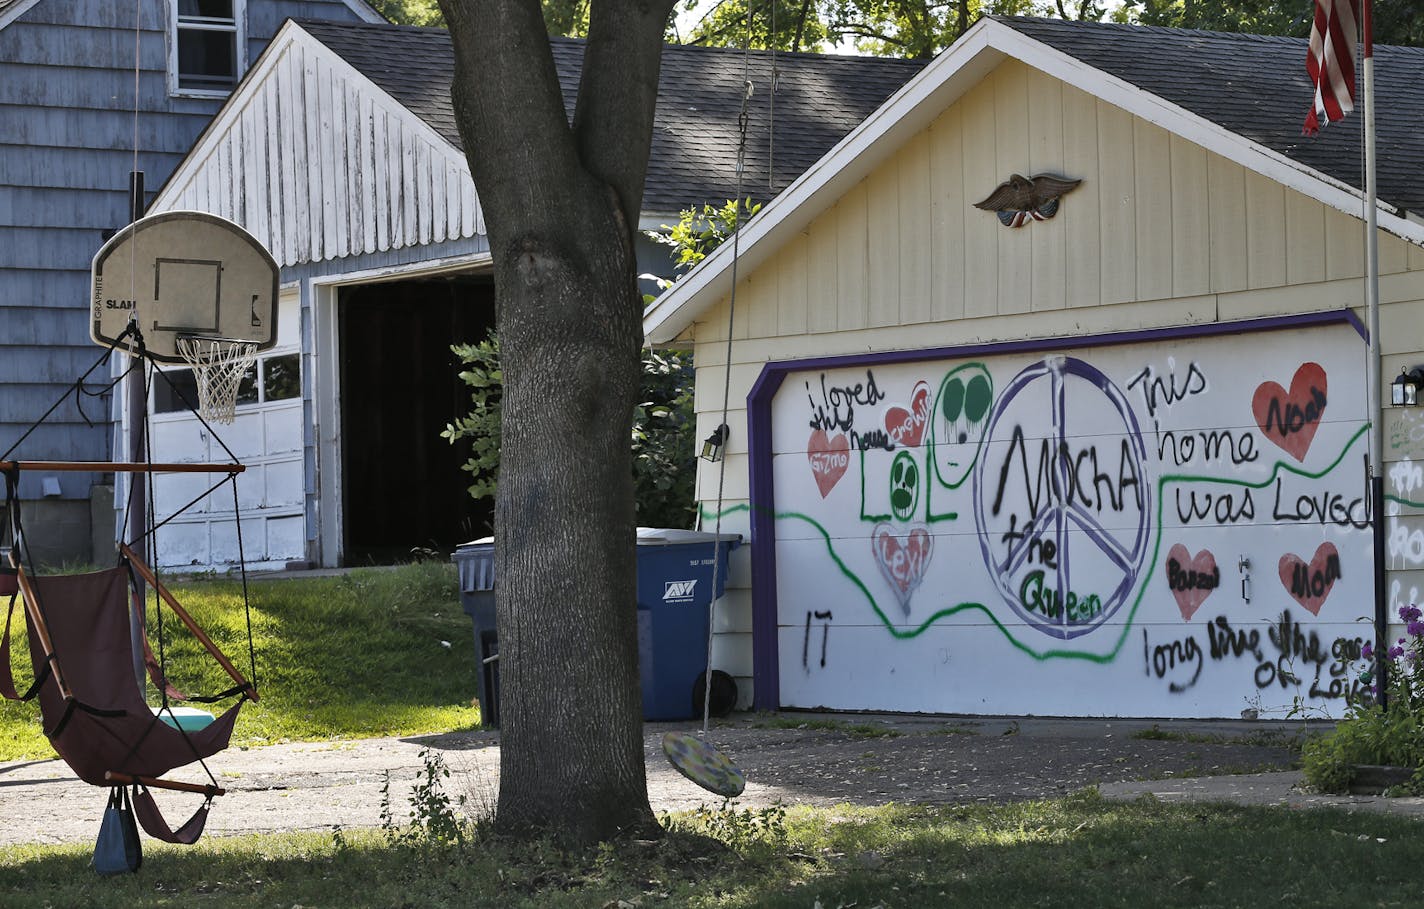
[662,799,788,855]
[1130,724,1303,751]
[12,798,1424,908]
[379,748,469,848]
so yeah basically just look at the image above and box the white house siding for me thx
[156,24,483,270]
[685,59,1424,717]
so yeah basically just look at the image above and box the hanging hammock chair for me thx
[0,554,254,841]
[0,329,260,848]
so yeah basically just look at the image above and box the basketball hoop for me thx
[175,335,259,424]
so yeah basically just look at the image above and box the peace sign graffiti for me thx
[971,357,1152,641]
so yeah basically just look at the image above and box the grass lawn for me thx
[0,562,480,761]
[4,563,1413,906]
[2,793,1421,908]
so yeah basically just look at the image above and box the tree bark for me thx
[438,0,674,844]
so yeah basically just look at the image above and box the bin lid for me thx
[636,527,742,547]
[452,538,496,591]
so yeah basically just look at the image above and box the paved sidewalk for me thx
[1098,771,1424,817]
[0,713,1415,848]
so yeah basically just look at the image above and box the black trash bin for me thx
[452,539,499,727]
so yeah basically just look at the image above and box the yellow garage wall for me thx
[697,61,1422,353]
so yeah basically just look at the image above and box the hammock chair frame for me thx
[1,323,262,839]
[3,474,259,795]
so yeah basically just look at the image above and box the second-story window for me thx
[172,0,244,96]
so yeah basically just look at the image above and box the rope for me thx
[6,1,244,796]
[140,362,165,711]
[698,0,757,738]
[230,478,260,694]
[769,0,777,195]
[0,325,140,464]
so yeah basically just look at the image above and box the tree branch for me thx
[438,0,579,235]
[792,0,813,51]
[575,0,680,225]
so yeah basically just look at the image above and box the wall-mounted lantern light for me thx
[700,424,729,462]
[1392,368,1424,406]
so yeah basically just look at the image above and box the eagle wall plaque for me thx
[974,173,1082,227]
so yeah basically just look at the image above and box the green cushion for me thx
[152,706,216,732]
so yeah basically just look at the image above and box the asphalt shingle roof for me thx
[999,16,1424,216]
[295,20,926,213]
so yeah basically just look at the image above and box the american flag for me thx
[1303,0,1361,135]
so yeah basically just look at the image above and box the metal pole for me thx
[125,170,147,691]
[1361,4,1388,707]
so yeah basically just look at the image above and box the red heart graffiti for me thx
[884,381,932,449]
[1164,544,1219,621]
[1277,542,1341,616]
[1252,362,1328,462]
[872,523,933,616]
[807,429,850,498]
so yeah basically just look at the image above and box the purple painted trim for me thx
[746,367,788,711]
[1342,308,1369,344]
[743,309,1361,712]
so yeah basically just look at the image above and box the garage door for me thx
[770,318,1371,718]
[145,296,304,571]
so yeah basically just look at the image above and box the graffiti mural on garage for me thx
[769,322,1378,718]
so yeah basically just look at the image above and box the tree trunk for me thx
[438,0,672,844]
[490,213,654,844]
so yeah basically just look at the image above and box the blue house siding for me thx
[0,0,377,555]
[0,0,213,500]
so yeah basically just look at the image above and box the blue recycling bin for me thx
[634,528,742,721]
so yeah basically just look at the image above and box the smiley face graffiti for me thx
[889,450,920,521]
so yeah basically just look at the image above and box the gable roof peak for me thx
[644,14,1424,344]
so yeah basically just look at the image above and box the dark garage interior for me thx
[339,274,496,564]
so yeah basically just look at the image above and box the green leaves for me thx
[631,348,697,528]
[442,334,504,501]
[443,332,697,527]
[443,199,764,527]
[1118,0,1420,43]
[643,199,761,281]
[370,0,446,27]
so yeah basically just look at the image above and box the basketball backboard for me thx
[91,212,279,364]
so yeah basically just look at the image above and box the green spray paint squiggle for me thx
[704,421,1372,662]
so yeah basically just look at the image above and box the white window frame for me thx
[168,0,247,99]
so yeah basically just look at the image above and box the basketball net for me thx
[175,336,259,424]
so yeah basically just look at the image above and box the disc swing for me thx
[0,209,276,871]
[661,9,777,798]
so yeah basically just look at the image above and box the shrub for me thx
[442,334,695,527]
[1302,605,1424,793]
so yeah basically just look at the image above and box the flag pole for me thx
[1362,0,1388,707]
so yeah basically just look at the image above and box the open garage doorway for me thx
[338,275,496,564]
